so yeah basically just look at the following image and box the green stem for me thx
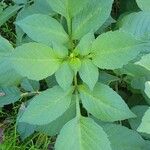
[74,76,80,118]
[75,90,80,118]
[67,16,74,51]
[21,91,40,98]
[67,16,72,36]
[68,14,80,117]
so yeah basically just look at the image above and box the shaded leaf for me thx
[79,82,136,122]
[0,87,21,107]
[19,86,74,125]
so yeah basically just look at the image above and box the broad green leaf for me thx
[129,105,150,139]
[72,0,113,39]
[37,98,76,136]
[21,78,40,92]
[17,122,35,140]
[16,14,69,45]
[92,30,143,69]
[136,0,150,11]
[0,87,21,107]
[74,32,95,56]
[0,36,22,86]
[46,0,88,18]
[11,43,61,80]
[79,59,98,90]
[118,12,150,40]
[55,117,111,150]
[17,104,36,140]
[0,36,14,57]
[55,61,74,90]
[145,81,150,98]
[79,83,136,122]
[103,124,146,150]
[52,43,68,59]
[0,5,22,27]
[131,76,150,91]
[136,53,150,71]
[19,86,73,125]
[0,58,22,86]
[129,105,149,130]
[15,0,54,45]
[138,107,150,134]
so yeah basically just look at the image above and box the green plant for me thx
[1,0,150,149]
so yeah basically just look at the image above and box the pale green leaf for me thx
[0,58,22,86]
[17,104,36,140]
[52,43,68,58]
[16,14,69,45]
[11,42,61,80]
[21,78,40,92]
[136,53,150,71]
[79,59,98,90]
[55,61,74,90]
[92,30,143,69]
[129,105,150,139]
[79,83,136,122]
[74,32,95,56]
[19,86,74,125]
[15,0,54,45]
[136,0,150,11]
[0,87,21,107]
[145,81,150,98]
[37,98,76,136]
[0,37,22,86]
[55,117,111,150]
[0,36,14,57]
[129,105,149,131]
[72,0,113,39]
[138,107,150,134]
[46,0,88,18]
[103,124,146,150]
[17,122,35,140]
[118,12,150,40]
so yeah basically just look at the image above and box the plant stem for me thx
[74,75,80,118]
[68,14,80,118]
[21,91,40,98]
[75,90,81,118]
[67,16,74,51]
[67,16,72,36]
